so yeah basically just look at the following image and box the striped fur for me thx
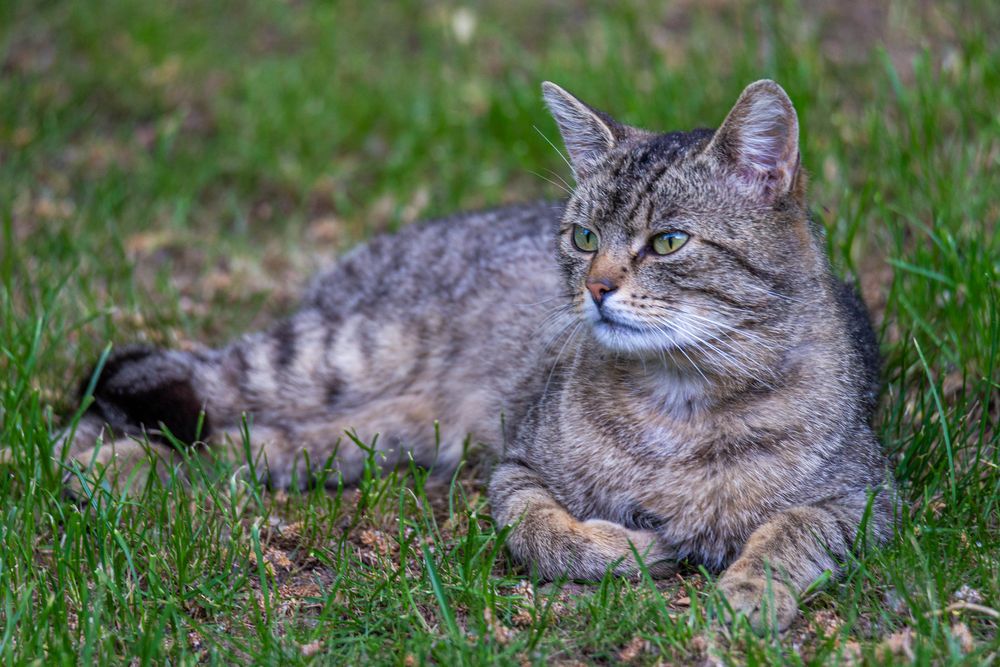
[60,80,893,632]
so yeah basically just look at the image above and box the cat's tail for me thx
[58,306,454,491]
[52,343,221,495]
[61,307,339,458]
[68,345,214,449]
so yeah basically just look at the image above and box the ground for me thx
[0,0,998,664]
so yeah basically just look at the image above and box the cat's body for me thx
[58,80,893,631]
[64,203,566,486]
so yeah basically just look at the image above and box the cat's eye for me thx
[651,231,689,255]
[572,225,599,252]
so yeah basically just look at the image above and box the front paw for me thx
[581,519,677,578]
[717,573,798,633]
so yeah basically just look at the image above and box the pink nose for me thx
[586,277,617,304]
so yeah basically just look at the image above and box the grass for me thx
[1,0,998,663]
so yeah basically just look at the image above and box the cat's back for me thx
[305,201,562,316]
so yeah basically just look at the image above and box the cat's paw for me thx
[717,572,798,633]
[581,519,677,579]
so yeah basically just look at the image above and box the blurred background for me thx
[2,1,993,348]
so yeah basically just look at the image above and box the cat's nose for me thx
[586,277,618,305]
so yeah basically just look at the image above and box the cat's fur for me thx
[57,80,893,631]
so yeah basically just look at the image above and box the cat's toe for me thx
[717,574,798,633]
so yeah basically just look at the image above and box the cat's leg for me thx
[717,491,892,632]
[489,461,676,579]
[210,396,446,489]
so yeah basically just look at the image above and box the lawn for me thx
[1,1,998,664]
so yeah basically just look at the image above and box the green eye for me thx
[651,231,689,255]
[572,225,599,252]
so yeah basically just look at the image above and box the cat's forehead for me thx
[571,128,719,233]
[603,129,713,181]
[639,128,715,164]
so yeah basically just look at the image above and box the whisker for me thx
[638,318,710,383]
[669,315,777,388]
[646,297,767,325]
[742,282,804,304]
[514,292,575,308]
[651,307,772,346]
[533,125,574,174]
[542,321,583,400]
[543,167,573,192]
[539,318,579,352]
[527,169,573,196]
[672,312,773,360]
[673,340,710,385]
[532,303,578,337]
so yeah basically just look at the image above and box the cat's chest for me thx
[549,411,699,514]
[545,402,784,558]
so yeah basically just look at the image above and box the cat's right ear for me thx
[703,80,801,204]
[542,82,620,179]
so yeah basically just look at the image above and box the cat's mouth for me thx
[596,315,647,334]
[583,297,681,354]
[593,314,660,349]
[589,311,689,357]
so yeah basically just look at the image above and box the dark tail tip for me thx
[81,345,211,445]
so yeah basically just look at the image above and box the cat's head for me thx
[544,80,821,373]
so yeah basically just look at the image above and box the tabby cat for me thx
[58,80,894,631]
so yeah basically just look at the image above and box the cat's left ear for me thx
[705,80,801,203]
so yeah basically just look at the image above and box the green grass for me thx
[1,1,998,664]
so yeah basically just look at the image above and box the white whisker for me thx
[668,314,776,388]
[742,282,803,304]
[514,293,575,308]
[533,125,574,174]
[543,167,573,192]
[542,321,583,400]
[527,169,573,196]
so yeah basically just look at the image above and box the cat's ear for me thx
[705,80,801,203]
[542,81,621,178]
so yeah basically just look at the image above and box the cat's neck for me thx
[585,341,785,420]
[633,360,713,419]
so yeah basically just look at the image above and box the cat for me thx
[56,79,894,632]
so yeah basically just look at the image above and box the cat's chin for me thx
[589,318,683,358]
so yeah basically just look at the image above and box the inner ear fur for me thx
[706,79,802,203]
